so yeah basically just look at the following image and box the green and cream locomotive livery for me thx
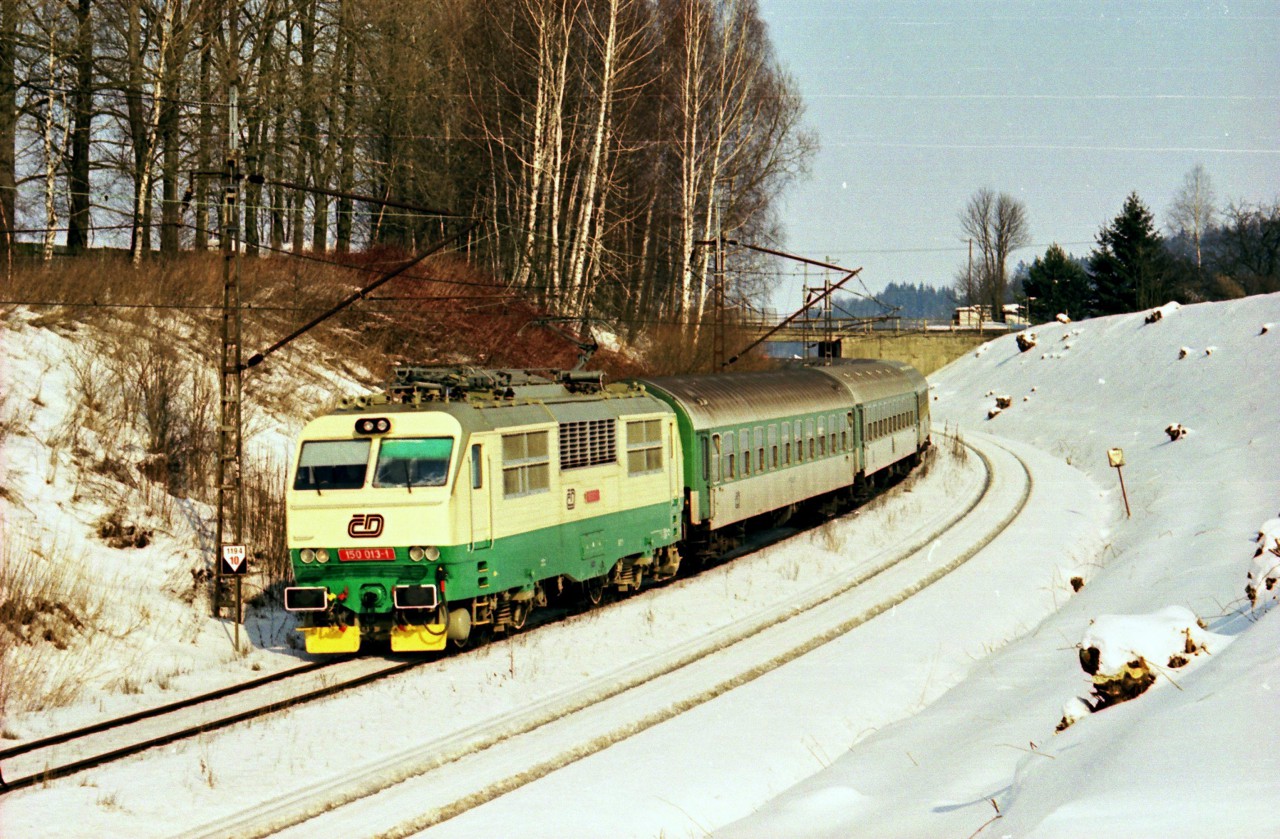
[284,367,683,654]
[284,360,929,654]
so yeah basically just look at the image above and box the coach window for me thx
[727,452,736,480]
[712,434,722,483]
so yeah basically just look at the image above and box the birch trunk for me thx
[565,0,618,317]
[42,24,58,261]
[131,0,177,265]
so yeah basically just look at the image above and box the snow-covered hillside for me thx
[0,307,372,733]
[726,293,1280,837]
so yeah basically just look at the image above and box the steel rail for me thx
[0,658,426,794]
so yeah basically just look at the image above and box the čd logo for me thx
[348,513,385,538]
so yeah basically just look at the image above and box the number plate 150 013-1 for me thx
[339,547,396,562]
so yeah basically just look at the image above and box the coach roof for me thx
[639,368,853,430]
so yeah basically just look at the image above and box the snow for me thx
[2,292,1279,838]
[1079,604,1229,687]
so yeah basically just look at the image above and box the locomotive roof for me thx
[639,360,925,430]
[319,365,672,434]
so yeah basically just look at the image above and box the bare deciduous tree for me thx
[1168,163,1216,275]
[958,188,1031,321]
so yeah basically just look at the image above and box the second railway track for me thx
[0,656,428,793]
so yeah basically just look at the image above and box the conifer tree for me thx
[1023,243,1090,321]
[1088,192,1171,315]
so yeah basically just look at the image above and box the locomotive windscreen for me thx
[294,439,371,490]
[373,438,454,488]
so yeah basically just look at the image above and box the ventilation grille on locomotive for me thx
[559,419,616,470]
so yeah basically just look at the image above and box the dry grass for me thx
[0,529,111,714]
[244,456,290,599]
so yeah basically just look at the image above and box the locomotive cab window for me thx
[373,437,454,488]
[294,439,371,490]
[471,443,483,490]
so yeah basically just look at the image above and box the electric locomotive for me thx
[283,360,929,654]
[284,367,683,653]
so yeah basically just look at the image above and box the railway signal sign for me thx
[221,544,248,576]
[1107,448,1131,518]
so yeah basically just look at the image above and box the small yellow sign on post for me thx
[1107,448,1130,517]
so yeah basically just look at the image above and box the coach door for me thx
[469,442,493,550]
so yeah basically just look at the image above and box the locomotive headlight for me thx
[407,546,440,562]
[300,549,316,564]
[355,417,392,435]
[316,548,331,564]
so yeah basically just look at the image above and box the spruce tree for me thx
[1024,244,1090,321]
[1088,192,1172,315]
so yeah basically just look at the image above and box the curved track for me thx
[0,657,426,793]
[183,431,1032,839]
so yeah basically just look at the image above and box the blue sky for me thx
[754,0,1280,311]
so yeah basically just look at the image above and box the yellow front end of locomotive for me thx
[389,618,449,652]
[300,624,362,654]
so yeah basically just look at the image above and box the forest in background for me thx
[0,0,813,337]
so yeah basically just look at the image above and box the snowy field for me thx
[2,293,1278,838]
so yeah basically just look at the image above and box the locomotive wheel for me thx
[584,576,606,607]
[510,600,531,631]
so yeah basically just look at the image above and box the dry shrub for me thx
[243,456,290,599]
[0,530,109,713]
[633,321,777,376]
[942,424,968,463]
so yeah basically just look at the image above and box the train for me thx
[283,359,931,653]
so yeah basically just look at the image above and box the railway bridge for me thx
[745,318,1016,376]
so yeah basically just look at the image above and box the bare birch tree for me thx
[1168,163,1216,275]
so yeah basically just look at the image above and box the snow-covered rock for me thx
[1077,605,1229,710]
[1247,517,1280,609]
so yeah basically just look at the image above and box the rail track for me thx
[0,656,427,793]
[0,433,927,798]
[182,429,1031,839]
